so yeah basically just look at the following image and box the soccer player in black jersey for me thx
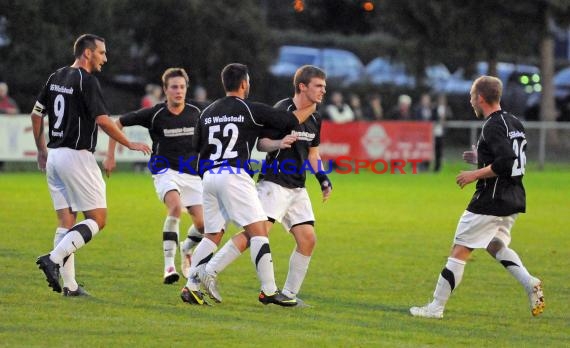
[198,65,331,306]
[410,76,544,319]
[180,63,316,306]
[104,68,204,284]
[32,34,151,296]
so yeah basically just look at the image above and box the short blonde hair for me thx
[472,76,502,104]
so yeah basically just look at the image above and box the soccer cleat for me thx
[180,286,206,305]
[180,245,192,279]
[258,290,297,307]
[63,286,90,297]
[163,267,180,284]
[527,277,545,317]
[198,268,222,303]
[36,254,62,293]
[409,302,444,319]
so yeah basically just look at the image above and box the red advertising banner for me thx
[319,121,433,161]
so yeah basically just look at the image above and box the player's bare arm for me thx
[102,118,124,177]
[456,165,496,189]
[96,115,151,155]
[31,113,48,172]
[257,134,298,152]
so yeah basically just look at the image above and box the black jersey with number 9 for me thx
[33,67,108,152]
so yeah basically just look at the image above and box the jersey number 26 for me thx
[511,138,527,176]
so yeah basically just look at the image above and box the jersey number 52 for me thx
[208,124,238,161]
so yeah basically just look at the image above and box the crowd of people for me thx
[322,90,452,172]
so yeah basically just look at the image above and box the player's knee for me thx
[167,204,182,217]
[486,238,504,257]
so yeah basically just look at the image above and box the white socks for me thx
[282,251,311,299]
[205,238,242,276]
[50,219,99,265]
[250,236,277,295]
[495,247,533,291]
[432,257,466,308]
[162,216,180,270]
[181,224,203,254]
[54,227,77,291]
[185,237,217,290]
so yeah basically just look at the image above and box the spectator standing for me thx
[0,82,20,115]
[141,83,163,109]
[325,91,354,123]
[387,94,412,120]
[348,93,366,120]
[413,93,434,171]
[432,93,453,172]
[364,93,384,121]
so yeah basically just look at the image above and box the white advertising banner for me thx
[0,115,265,162]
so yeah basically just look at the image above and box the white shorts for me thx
[453,210,517,248]
[152,169,203,207]
[46,147,106,212]
[202,168,266,233]
[256,180,315,232]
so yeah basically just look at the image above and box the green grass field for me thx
[1,163,569,347]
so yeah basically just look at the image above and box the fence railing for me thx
[446,121,570,170]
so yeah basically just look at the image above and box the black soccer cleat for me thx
[63,286,90,297]
[36,254,62,293]
[258,290,297,307]
[180,286,206,305]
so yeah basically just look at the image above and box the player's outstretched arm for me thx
[102,117,125,177]
[257,134,298,152]
[456,164,496,189]
[96,115,151,154]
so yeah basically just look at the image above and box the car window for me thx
[280,52,317,66]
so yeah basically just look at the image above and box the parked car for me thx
[525,66,570,121]
[437,61,541,98]
[364,58,456,91]
[269,45,365,87]
[363,57,416,88]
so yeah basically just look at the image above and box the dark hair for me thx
[73,34,105,58]
[221,63,248,92]
[162,68,189,88]
[293,65,326,94]
[473,76,502,104]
